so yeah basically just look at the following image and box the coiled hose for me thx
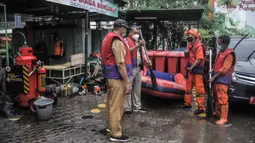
[12,31,27,55]
[91,57,101,77]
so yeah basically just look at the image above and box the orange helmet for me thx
[184,29,199,39]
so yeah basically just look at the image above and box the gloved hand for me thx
[184,50,190,57]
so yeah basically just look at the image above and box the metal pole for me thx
[4,5,9,65]
[85,11,89,78]
[209,50,212,85]
[206,46,213,117]
[98,22,101,50]
[72,20,75,54]
[153,21,157,50]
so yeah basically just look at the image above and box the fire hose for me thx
[12,32,28,55]
[28,61,43,76]
[91,57,101,77]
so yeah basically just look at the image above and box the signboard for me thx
[215,0,255,36]
[6,66,25,94]
[46,0,118,17]
[71,53,85,66]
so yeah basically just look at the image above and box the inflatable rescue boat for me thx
[141,67,186,99]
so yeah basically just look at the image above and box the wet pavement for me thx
[0,93,255,143]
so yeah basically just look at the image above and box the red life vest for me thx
[101,32,132,79]
[126,36,138,68]
[213,49,236,85]
[187,39,205,74]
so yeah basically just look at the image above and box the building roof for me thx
[125,9,204,21]
[0,0,127,18]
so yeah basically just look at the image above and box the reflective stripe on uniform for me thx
[185,92,192,95]
[196,94,204,97]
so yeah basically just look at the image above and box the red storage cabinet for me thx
[154,51,168,72]
[179,52,188,77]
[166,51,180,74]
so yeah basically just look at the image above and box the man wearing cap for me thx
[124,25,150,115]
[180,29,206,115]
[101,19,132,142]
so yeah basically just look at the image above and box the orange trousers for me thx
[213,84,228,105]
[184,72,205,110]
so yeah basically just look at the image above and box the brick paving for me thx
[0,94,255,143]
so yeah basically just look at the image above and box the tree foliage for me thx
[124,0,206,10]
[123,0,255,50]
[123,0,211,50]
[212,0,255,36]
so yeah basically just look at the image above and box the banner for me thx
[215,0,255,36]
[46,0,118,17]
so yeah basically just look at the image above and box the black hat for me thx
[131,24,141,29]
[113,19,130,29]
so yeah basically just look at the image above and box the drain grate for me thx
[82,115,93,120]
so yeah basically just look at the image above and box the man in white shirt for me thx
[124,25,151,115]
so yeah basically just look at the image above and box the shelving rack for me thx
[0,3,9,65]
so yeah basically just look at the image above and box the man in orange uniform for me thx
[101,19,132,142]
[180,29,206,115]
[51,33,64,61]
[209,35,235,125]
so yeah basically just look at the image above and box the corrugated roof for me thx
[125,9,204,21]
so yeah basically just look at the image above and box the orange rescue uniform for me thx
[185,41,205,110]
[213,54,234,117]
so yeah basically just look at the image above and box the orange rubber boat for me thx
[141,67,186,99]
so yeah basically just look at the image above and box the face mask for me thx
[121,28,126,37]
[217,45,223,51]
[122,33,126,37]
[187,37,194,42]
[132,34,139,41]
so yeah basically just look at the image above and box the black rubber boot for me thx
[179,104,192,109]
[194,109,205,115]
[1,102,23,121]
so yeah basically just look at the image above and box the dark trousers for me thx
[0,69,12,104]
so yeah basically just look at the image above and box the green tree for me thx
[124,0,210,49]
[124,0,255,49]
[213,0,255,36]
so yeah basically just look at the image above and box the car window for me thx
[229,39,255,60]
